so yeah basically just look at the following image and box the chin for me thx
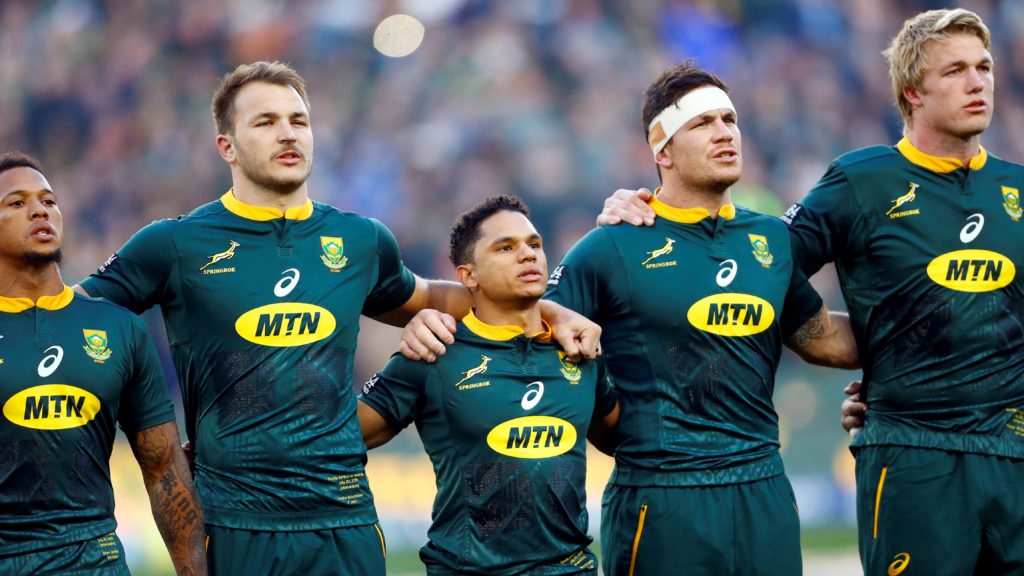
[22,248,62,267]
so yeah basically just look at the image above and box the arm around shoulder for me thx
[785,305,859,369]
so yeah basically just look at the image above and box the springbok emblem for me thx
[200,240,240,270]
[887,183,919,216]
[455,355,492,386]
[642,237,676,266]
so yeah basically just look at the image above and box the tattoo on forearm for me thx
[790,310,826,348]
[132,423,207,575]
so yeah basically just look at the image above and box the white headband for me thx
[647,86,736,155]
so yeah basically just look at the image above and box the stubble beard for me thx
[22,248,62,268]
[237,148,312,196]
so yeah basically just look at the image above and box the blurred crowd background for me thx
[4,0,1022,573]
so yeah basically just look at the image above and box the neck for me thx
[906,126,981,167]
[657,180,732,217]
[230,175,309,212]
[0,261,64,301]
[472,299,545,336]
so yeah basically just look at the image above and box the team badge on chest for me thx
[1002,186,1022,221]
[748,234,773,268]
[83,329,112,363]
[557,350,581,384]
[320,236,348,271]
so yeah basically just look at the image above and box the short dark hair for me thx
[449,195,530,266]
[0,151,43,177]
[211,61,310,135]
[642,61,730,144]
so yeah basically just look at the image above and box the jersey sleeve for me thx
[783,163,859,277]
[358,353,429,431]
[362,218,417,317]
[779,263,825,339]
[80,220,176,314]
[544,227,617,318]
[591,358,618,419]
[117,313,176,433]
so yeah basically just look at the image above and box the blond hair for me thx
[883,8,990,127]
[211,61,310,135]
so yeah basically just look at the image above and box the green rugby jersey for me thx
[786,138,1024,458]
[359,310,616,575]
[0,286,175,556]
[546,196,822,486]
[80,190,417,530]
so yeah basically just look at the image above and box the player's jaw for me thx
[236,142,312,195]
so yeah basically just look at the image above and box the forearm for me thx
[373,277,473,327]
[587,403,621,456]
[358,401,399,449]
[131,423,207,575]
[787,308,860,369]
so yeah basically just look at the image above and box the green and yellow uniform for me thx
[546,196,822,576]
[0,287,175,574]
[786,139,1024,575]
[359,310,617,575]
[80,191,416,574]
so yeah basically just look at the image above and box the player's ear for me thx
[902,86,924,110]
[655,146,673,169]
[216,133,236,164]
[455,263,478,291]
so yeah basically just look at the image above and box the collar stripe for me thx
[0,285,75,313]
[896,138,987,173]
[220,190,314,221]
[462,309,552,342]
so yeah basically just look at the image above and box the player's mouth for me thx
[29,222,56,241]
[964,99,988,113]
[518,267,545,282]
[712,148,738,162]
[274,150,304,165]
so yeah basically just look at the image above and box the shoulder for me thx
[71,293,148,330]
[829,145,903,176]
[732,206,786,229]
[981,153,1024,177]
[312,202,394,238]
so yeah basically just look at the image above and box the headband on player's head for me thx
[647,86,736,156]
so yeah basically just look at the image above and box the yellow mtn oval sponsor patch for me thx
[235,303,337,347]
[687,293,775,336]
[926,250,1015,292]
[486,416,577,459]
[3,384,101,430]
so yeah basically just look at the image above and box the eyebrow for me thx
[251,111,309,121]
[2,188,55,201]
[489,233,541,245]
[943,55,994,69]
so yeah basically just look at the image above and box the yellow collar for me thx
[897,137,987,173]
[463,309,552,342]
[649,187,736,223]
[220,189,314,221]
[0,285,75,313]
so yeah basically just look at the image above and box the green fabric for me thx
[0,532,129,576]
[80,197,417,530]
[786,145,1024,458]
[0,295,173,555]
[359,322,612,575]
[206,524,386,576]
[546,207,821,485]
[599,477,801,576]
[854,445,1024,575]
